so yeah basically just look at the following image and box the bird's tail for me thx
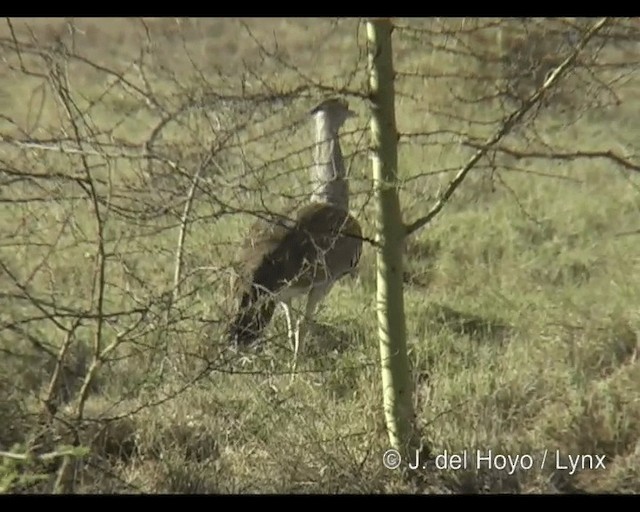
[226,286,276,348]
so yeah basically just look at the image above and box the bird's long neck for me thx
[310,117,349,211]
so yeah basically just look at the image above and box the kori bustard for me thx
[226,98,362,367]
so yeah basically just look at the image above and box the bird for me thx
[226,97,362,372]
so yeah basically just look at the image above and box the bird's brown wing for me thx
[231,203,363,297]
[231,207,305,296]
[292,203,363,284]
[226,207,308,346]
[227,203,362,346]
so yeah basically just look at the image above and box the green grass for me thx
[1,17,639,494]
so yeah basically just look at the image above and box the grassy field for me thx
[0,18,639,493]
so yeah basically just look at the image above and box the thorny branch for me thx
[404,17,611,237]
[462,143,640,174]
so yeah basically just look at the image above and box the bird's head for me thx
[309,97,356,132]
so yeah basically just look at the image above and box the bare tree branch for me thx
[463,143,640,174]
[404,17,610,237]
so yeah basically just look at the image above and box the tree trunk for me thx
[366,18,418,456]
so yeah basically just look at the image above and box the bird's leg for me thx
[291,284,330,379]
[280,299,294,351]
